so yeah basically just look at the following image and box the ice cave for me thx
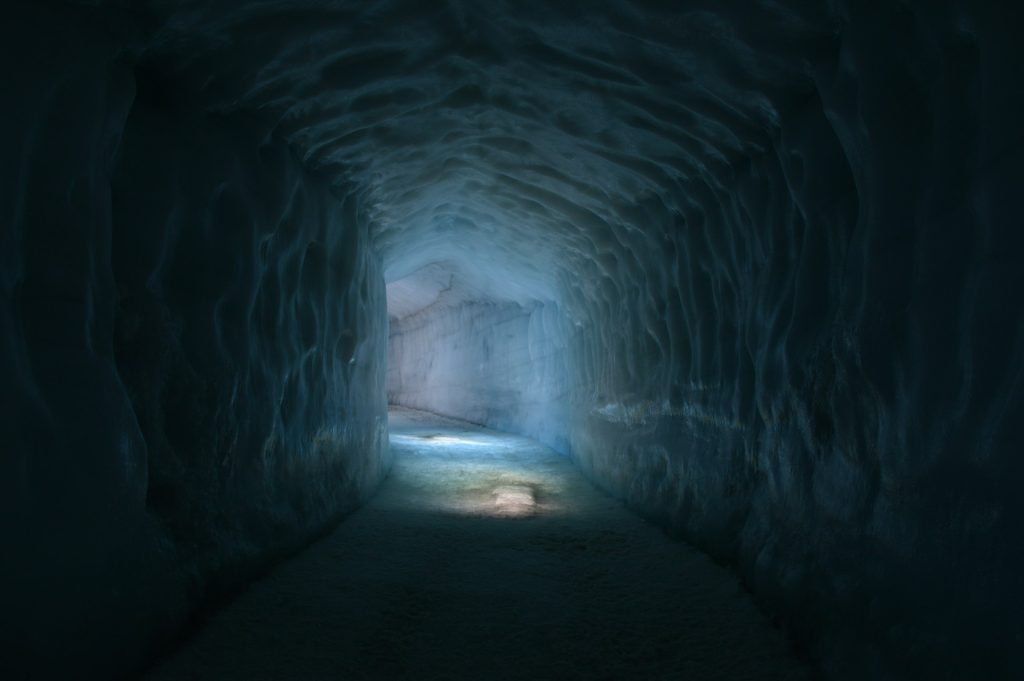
[1,1,1021,679]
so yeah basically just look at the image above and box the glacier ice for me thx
[2,1,1021,679]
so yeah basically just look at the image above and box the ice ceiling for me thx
[126,0,835,316]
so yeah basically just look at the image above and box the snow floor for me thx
[145,407,809,680]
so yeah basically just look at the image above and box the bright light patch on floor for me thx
[491,485,536,517]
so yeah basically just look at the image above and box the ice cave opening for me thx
[3,1,1022,680]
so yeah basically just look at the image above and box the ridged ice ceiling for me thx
[122,0,836,314]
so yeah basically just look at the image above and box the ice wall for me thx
[566,7,1024,678]
[387,298,570,453]
[1,5,389,679]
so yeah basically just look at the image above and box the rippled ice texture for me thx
[2,1,1022,679]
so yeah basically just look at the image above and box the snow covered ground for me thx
[145,408,808,680]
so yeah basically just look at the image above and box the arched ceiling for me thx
[104,0,841,313]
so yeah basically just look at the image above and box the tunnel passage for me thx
[2,1,1023,680]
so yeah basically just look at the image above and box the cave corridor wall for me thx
[1,7,389,678]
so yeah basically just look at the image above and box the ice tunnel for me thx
[2,1,1022,679]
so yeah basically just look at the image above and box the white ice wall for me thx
[387,300,570,454]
